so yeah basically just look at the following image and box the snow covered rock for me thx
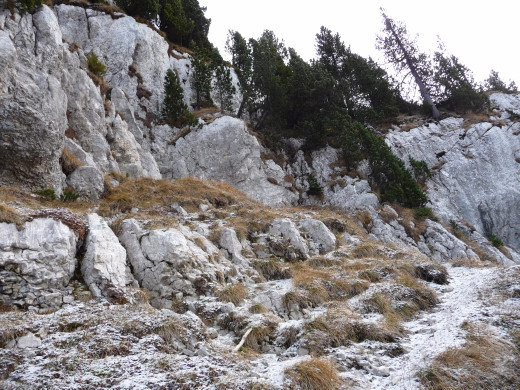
[0,218,77,310]
[81,214,128,299]
[16,332,42,349]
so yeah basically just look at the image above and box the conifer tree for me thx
[377,9,440,120]
[162,69,188,123]
[192,47,213,109]
[214,65,236,114]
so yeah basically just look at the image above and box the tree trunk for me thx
[386,20,440,120]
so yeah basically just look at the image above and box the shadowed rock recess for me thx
[0,3,519,390]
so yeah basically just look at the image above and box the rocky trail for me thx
[372,266,501,389]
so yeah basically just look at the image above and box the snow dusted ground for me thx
[343,265,520,389]
[1,260,518,389]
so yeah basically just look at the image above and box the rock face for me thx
[386,96,520,251]
[155,116,298,206]
[81,214,128,298]
[0,7,67,192]
[422,220,479,262]
[119,219,246,309]
[0,218,77,310]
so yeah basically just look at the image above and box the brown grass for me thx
[61,148,84,175]
[419,323,520,390]
[99,176,253,215]
[0,203,26,228]
[292,264,369,302]
[216,283,248,305]
[302,307,398,353]
[285,358,341,390]
[251,259,292,281]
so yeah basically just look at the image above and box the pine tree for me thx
[191,47,213,109]
[159,0,194,46]
[377,9,440,120]
[162,69,188,124]
[214,65,236,114]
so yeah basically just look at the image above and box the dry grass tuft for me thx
[302,308,398,353]
[100,176,252,215]
[252,259,292,281]
[292,264,369,302]
[0,203,26,228]
[216,283,248,305]
[419,323,520,390]
[61,148,84,175]
[352,243,382,259]
[285,358,341,390]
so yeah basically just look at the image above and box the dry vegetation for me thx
[216,283,248,305]
[100,176,253,215]
[301,307,398,354]
[419,322,520,390]
[285,358,342,390]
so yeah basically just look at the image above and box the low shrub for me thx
[86,51,106,78]
[488,233,503,248]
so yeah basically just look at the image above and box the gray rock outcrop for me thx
[386,98,520,252]
[81,214,128,298]
[155,116,298,206]
[0,218,77,310]
[119,219,246,308]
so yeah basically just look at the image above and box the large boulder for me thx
[0,218,78,310]
[119,219,243,309]
[81,214,128,299]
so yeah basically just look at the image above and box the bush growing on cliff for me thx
[8,0,42,14]
[86,51,106,78]
[340,122,427,208]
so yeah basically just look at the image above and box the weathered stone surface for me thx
[422,220,479,262]
[0,6,67,193]
[386,104,520,252]
[156,116,298,206]
[119,219,244,309]
[219,228,246,265]
[0,218,77,309]
[286,145,379,210]
[66,166,105,201]
[268,219,309,260]
[298,219,336,254]
[81,214,127,298]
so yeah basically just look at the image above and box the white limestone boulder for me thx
[298,219,337,254]
[81,214,127,299]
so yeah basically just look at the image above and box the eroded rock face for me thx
[386,98,520,251]
[81,214,128,298]
[119,219,248,309]
[0,218,77,310]
[422,220,479,262]
[155,116,298,206]
[0,7,67,192]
